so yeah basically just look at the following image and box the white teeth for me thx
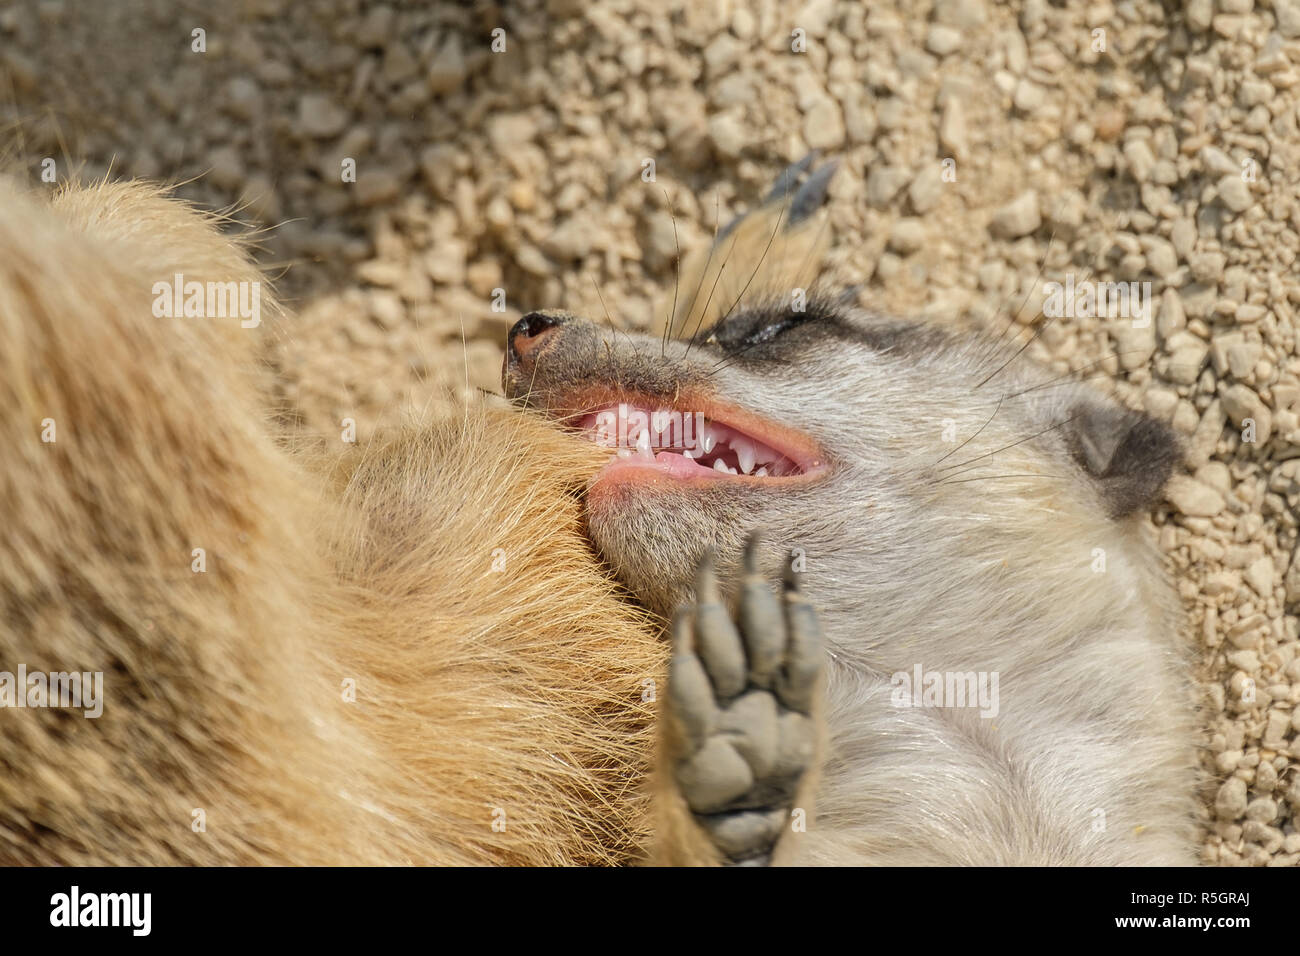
[600,410,796,478]
[732,436,756,475]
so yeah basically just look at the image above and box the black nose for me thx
[508,311,564,362]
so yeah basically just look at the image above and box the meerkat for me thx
[1,163,1195,868]
[0,176,681,865]
[504,158,1198,866]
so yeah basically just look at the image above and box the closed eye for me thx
[709,313,809,349]
[705,299,840,356]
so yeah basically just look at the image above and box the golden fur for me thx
[0,178,693,865]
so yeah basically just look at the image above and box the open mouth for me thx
[568,398,826,484]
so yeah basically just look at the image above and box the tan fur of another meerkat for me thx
[0,178,672,865]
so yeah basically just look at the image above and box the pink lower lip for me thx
[599,450,721,481]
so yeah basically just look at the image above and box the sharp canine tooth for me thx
[713,459,729,474]
[635,429,653,458]
[700,425,715,454]
[733,436,755,474]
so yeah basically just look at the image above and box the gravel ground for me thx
[6,0,1300,865]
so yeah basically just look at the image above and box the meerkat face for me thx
[503,298,1180,627]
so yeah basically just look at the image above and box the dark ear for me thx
[1066,402,1183,519]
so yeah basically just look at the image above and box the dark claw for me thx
[739,533,783,689]
[716,153,838,243]
[763,151,822,205]
[693,548,747,700]
[787,159,838,225]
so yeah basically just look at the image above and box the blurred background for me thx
[6,0,1300,865]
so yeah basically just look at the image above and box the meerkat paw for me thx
[667,534,822,865]
[652,153,839,341]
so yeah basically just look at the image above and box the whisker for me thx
[931,455,998,482]
[707,340,763,374]
[931,413,1079,479]
[933,472,1066,486]
[586,272,645,361]
[457,311,470,396]
[681,231,738,360]
[975,219,1062,368]
[998,349,1147,400]
[707,190,794,339]
[679,190,726,357]
[974,266,1095,390]
[931,394,1004,467]
[662,188,682,358]
[590,274,615,327]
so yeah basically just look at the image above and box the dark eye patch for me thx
[704,297,841,358]
[703,294,954,366]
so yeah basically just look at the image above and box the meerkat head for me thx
[502,297,1181,630]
